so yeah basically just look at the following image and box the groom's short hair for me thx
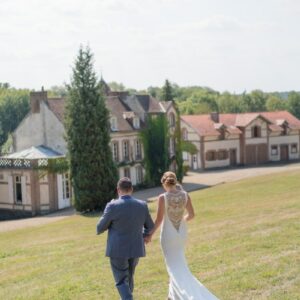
[117,177,133,191]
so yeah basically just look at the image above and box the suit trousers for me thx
[110,257,139,300]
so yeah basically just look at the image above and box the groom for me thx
[96,177,154,300]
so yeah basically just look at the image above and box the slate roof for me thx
[47,98,65,123]
[44,92,166,132]
[181,111,300,137]
[106,96,135,132]
[5,145,63,159]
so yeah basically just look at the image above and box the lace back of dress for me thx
[165,191,186,231]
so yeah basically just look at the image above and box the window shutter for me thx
[8,175,14,203]
[21,176,27,204]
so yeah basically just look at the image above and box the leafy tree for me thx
[0,87,30,153]
[218,92,242,113]
[48,85,68,97]
[0,82,10,89]
[266,95,286,111]
[108,81,125,91]
[240,90,267,112]
[140,114,169,186]
[65,46,117,211]
[286,91,300,119]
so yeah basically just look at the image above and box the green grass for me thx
[0,170,300,300]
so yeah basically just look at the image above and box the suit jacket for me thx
[96,195,154,258]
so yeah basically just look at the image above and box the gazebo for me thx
[0,145,71,219]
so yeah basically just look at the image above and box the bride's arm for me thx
[149,194,165,236]
[184,194,195,221]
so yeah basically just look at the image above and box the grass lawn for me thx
[0,170,299,300]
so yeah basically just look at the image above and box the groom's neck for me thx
[118,189,133,198]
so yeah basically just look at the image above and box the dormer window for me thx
[133,117,140,129]
[110,116,118,131]
[282,124,288,136]
[252,126,261,138]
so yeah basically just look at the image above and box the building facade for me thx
[181,111,300,170]
[0,86,177,217]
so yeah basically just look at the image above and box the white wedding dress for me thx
[160,190,219,300]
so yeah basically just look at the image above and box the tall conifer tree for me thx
[161,79,173,102]
[65,46,117,211]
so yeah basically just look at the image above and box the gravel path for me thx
[0,207,76,233]
[1,162,299,233]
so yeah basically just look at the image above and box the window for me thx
[291,144,298,153]
[182,128,188,141]
[206,151,217,161]
[169,112,176,127]
[112,141,119,162]
[62,173,70,199]
[282,124,288,136]
[135,139,142,160]
[218,150,228,160]
[169,137,175,155]
[123,140,130,161]
[110,116,118,131]
[133,117,140,129]
[14,175,22,203]
[252,126,261,138]
[219,129,225,140]
[124,167,131,178]
[271,145,278,155]
[0,173,4,181]
[136,166,143,184]
[182,151,188,160]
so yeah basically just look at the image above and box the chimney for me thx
[30,90,47,113]
[210,112,219,123]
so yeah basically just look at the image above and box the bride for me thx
[148,171,219,300]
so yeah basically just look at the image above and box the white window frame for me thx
[62,173,70,200]
[271,145,278,156]
[124,167,131,179]
[112,141,119,162]
[123,140,130,161]
[14,175,23,203]
[110,116,118,131]
[135,139,142,160]
[291,143,298,154]
[133,117,140,129]
[136,166,143,184]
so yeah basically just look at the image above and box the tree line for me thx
[0,84,30,153]
[1,80,300,154]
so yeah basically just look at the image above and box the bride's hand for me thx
[144,235,152,244]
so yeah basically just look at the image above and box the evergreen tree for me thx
[65,46,117,211]
[161,79,173,102]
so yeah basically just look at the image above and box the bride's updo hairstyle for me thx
[161,171,177,187]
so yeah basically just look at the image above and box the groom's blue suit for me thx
[97,195,154,300]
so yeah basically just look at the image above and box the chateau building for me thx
[181,111,300,170]
[0,85,177,217]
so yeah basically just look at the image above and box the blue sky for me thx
[0,0,299,92]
